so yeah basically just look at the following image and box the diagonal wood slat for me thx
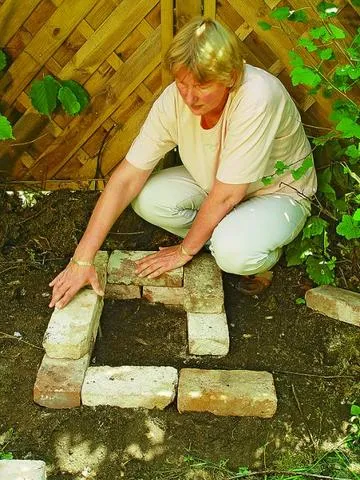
[0,0,359,189]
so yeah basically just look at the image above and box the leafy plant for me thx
[0,428,14,460]
[0,48,90,142]
[259,3,360,287]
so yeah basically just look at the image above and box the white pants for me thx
[132,166,310,275]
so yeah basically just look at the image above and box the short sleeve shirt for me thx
[126,64,317,200]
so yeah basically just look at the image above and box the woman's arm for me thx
[135,179,249,277]
[49,159,153,309]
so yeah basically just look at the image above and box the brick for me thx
[306,285,360,327]
[43,289,103,359]
[0,460,46,479]
[107,250,183,287]
[177,369,277,417]
[143,286,184,305]
[82,366,178,409]
[183,253,224,313]
[34,353,90,409]
[93,250,109,292]
[105,284,141,300]
[187,312,229,356]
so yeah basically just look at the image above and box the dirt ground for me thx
[0,190,359,480]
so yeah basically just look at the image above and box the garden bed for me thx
[0,190,359,480]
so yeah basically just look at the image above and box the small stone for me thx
[143,286,184,305]
[183,253,224,313]
[105,284,141,300]
[177,368,277,417]
[0,460,46,479]
[187,312,229,356]
[43,289,103,359]
[107,250,183,287]
[82,365,178,410]
[34,353,90,409]
[306,285,360,327]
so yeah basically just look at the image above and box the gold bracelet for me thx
[179,244,194,257]
[70,257,94,267]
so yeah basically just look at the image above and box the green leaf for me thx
[318,47,334,60]
[312,132,337,146]
[351,404,360,415]
[353,209,360,222]
[30,75,61,116]
[0,452,13,460]
[60,79,90,113]
[295,297,306,305]
[309,26,331,42]
[316,1,338,18]
[306,256,336,285]
[0,114,14,140]
[351,0,360,6]
[58,86,81,116]
[336,118,360,139]
[317,168,336,201]
[262,176,273,186]
[286,236,312,266]
[291,156,313,180]
[258,21,272,31]
[0,49,7,71]
[336,214,360,239]
[275,160,289,175]
[328,23,346,39]
[270,6,290,20]
[348,65,360,80]
[347,47,360,61]
[288,10,308,23]
[290,67,322,88]
[302,216,328,239]
[345,144,360,164]
[330,100,359,123]
[298,38,318,52]
[289,50,304,68]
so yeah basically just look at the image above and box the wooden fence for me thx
[0,0,359,190]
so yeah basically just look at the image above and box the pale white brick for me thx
[43,289,103,359]
[306,285,360,327]
[107,250,183,287]
[143,286,184,305]
[82,365,178,409]
[178,369,277,417]
[0,460,46,479]
[187,312,229,356]
[184,253,224,313]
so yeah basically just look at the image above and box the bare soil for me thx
[0,190,359,480]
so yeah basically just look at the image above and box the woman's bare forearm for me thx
[73,160,152,262]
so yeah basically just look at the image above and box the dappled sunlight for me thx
[123,416,166,463]
[51,431,107,479]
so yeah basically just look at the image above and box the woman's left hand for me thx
[135,245,193,279]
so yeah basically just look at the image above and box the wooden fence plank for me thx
[176,0,202,29]
[59,0,158,82]
[0,0,42,45]
[203,0,216,18]
[25,28,161,180]
[161,0,174,88]
[25,0,97,63]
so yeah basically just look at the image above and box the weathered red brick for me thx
[142,286,184,305]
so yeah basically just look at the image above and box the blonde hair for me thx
[164,17,244,90]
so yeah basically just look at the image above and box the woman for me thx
[49,18,317,309]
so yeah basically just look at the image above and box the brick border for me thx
[34,250,277,416]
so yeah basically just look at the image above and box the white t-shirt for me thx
[126,64,317,201]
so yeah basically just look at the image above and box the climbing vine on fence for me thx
[0,52,90,141]
[259,1,360,286]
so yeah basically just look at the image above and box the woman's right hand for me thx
[48,262,104,309]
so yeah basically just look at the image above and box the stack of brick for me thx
[33,251,109,409]
[106,250,230,357]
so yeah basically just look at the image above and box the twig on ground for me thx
[18,208,47,224]
[0,265,21,276]
[338,266,348,289]
[273,370,356,379]
[228,470,353,480]
[292,383,317,451]
[0,331,43,350]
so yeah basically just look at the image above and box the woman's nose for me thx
[184,87,197,105]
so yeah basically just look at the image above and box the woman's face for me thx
[174,65,230,117]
